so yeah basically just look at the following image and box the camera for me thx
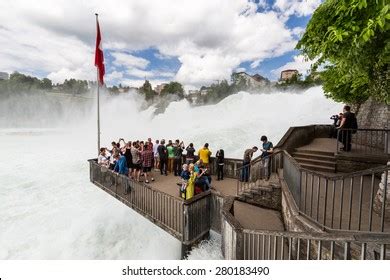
[330,115,339,121]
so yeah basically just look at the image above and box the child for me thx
[216,149,224,181]
[179,164,190,199]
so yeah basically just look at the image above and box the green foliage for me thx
[0,72,54,94]
[62,78,88,94]
[139,80,156,100]
[161,81,184,98]
[0,72,91,96]
[297,0,390,104]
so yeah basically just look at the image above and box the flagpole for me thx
[95,13,101,155]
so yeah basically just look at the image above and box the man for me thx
[147,137,153,150]
[98,147,110,168]
[113,153,128,175]
[185,143,196,164]
[173,139,185,176]
[158,139,168,176]
[260,135,273,180]
[198,143,212,168]
[241,146,258,182]
[141,142,154,183]
[337,105,357,152]
[153,139,160,170]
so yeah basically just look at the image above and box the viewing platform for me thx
[88,124,390,260]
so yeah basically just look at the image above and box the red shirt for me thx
[141,149,154,167]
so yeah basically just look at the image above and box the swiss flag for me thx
[94,16,105,85]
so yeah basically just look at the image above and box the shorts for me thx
[143,166,152,173]
[132,164,141,170]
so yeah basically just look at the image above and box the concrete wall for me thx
[336,154,388,173]
[275,125,332,153]
[210,192,225,233]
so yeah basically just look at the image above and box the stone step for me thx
[293,151,335,161]
[294,149,334,157]
[299,163,335,173]
[294,156,336,168]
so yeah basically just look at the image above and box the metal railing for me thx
[222,195,390,260]
[88,159,210,243]
[336,128,389,154]
[243,229,390,260]
[236,151,283,195]
[283,152,390,233]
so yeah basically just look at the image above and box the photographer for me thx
[330,113,343,138]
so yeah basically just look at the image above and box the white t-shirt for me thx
[153,144,159,157]
[98,154,108,165]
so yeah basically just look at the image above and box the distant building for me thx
[0,72,9,80]
[186,90,200,103]
[154,83,167,95]
[280,69,299,81]
[233,72,269,88]
[200,89,209,96]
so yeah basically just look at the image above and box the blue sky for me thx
[0,0,321,88]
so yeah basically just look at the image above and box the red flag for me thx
[94,16,105,85]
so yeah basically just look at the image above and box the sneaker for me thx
[145,180,149,184]
[151,178,155,182]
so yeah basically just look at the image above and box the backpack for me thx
[350,113,358,134]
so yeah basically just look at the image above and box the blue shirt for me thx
[262,142,273,158]
[181,170,190,180]
[114,156,129,175]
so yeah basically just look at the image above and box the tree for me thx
[297,0,390,104]
[62,78,88,94]
[40,78,52,90]
[139,80,155,100]
[161,81,184,98]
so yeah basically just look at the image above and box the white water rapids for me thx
[0,87,341,259]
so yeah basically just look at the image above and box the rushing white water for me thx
[0,87,341,259]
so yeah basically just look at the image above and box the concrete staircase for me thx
[292,149,336,173]
[238,174,281,210]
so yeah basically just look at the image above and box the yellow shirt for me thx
[198,148,211,164]
[185,172,196,200]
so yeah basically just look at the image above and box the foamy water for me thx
[0,87,341,259]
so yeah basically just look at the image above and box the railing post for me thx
[385,130,389,154]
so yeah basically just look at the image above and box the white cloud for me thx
[111,52,150,69]
[105,70,124,83]
[271,54,316,78]
[0,0,307,86]
[273,0,321,18]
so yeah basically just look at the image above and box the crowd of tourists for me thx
[97,135,273,200]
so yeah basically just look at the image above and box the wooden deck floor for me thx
[136,170,286,231]
[140,170,238,198]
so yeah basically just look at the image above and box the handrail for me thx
[336,128,389,154]
[283,150,389,180]
[88,159,212,245]
[338,128,390,132]
[222,196,390,260]
[236,150,284,172]
[242,228,390,243]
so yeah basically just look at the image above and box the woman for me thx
[216,149,224,181]
[167,140,174,173]
[185,143,195,164]
[123,141,133,178]
[185,164,196,200]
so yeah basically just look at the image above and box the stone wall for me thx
[354,97,390,129]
